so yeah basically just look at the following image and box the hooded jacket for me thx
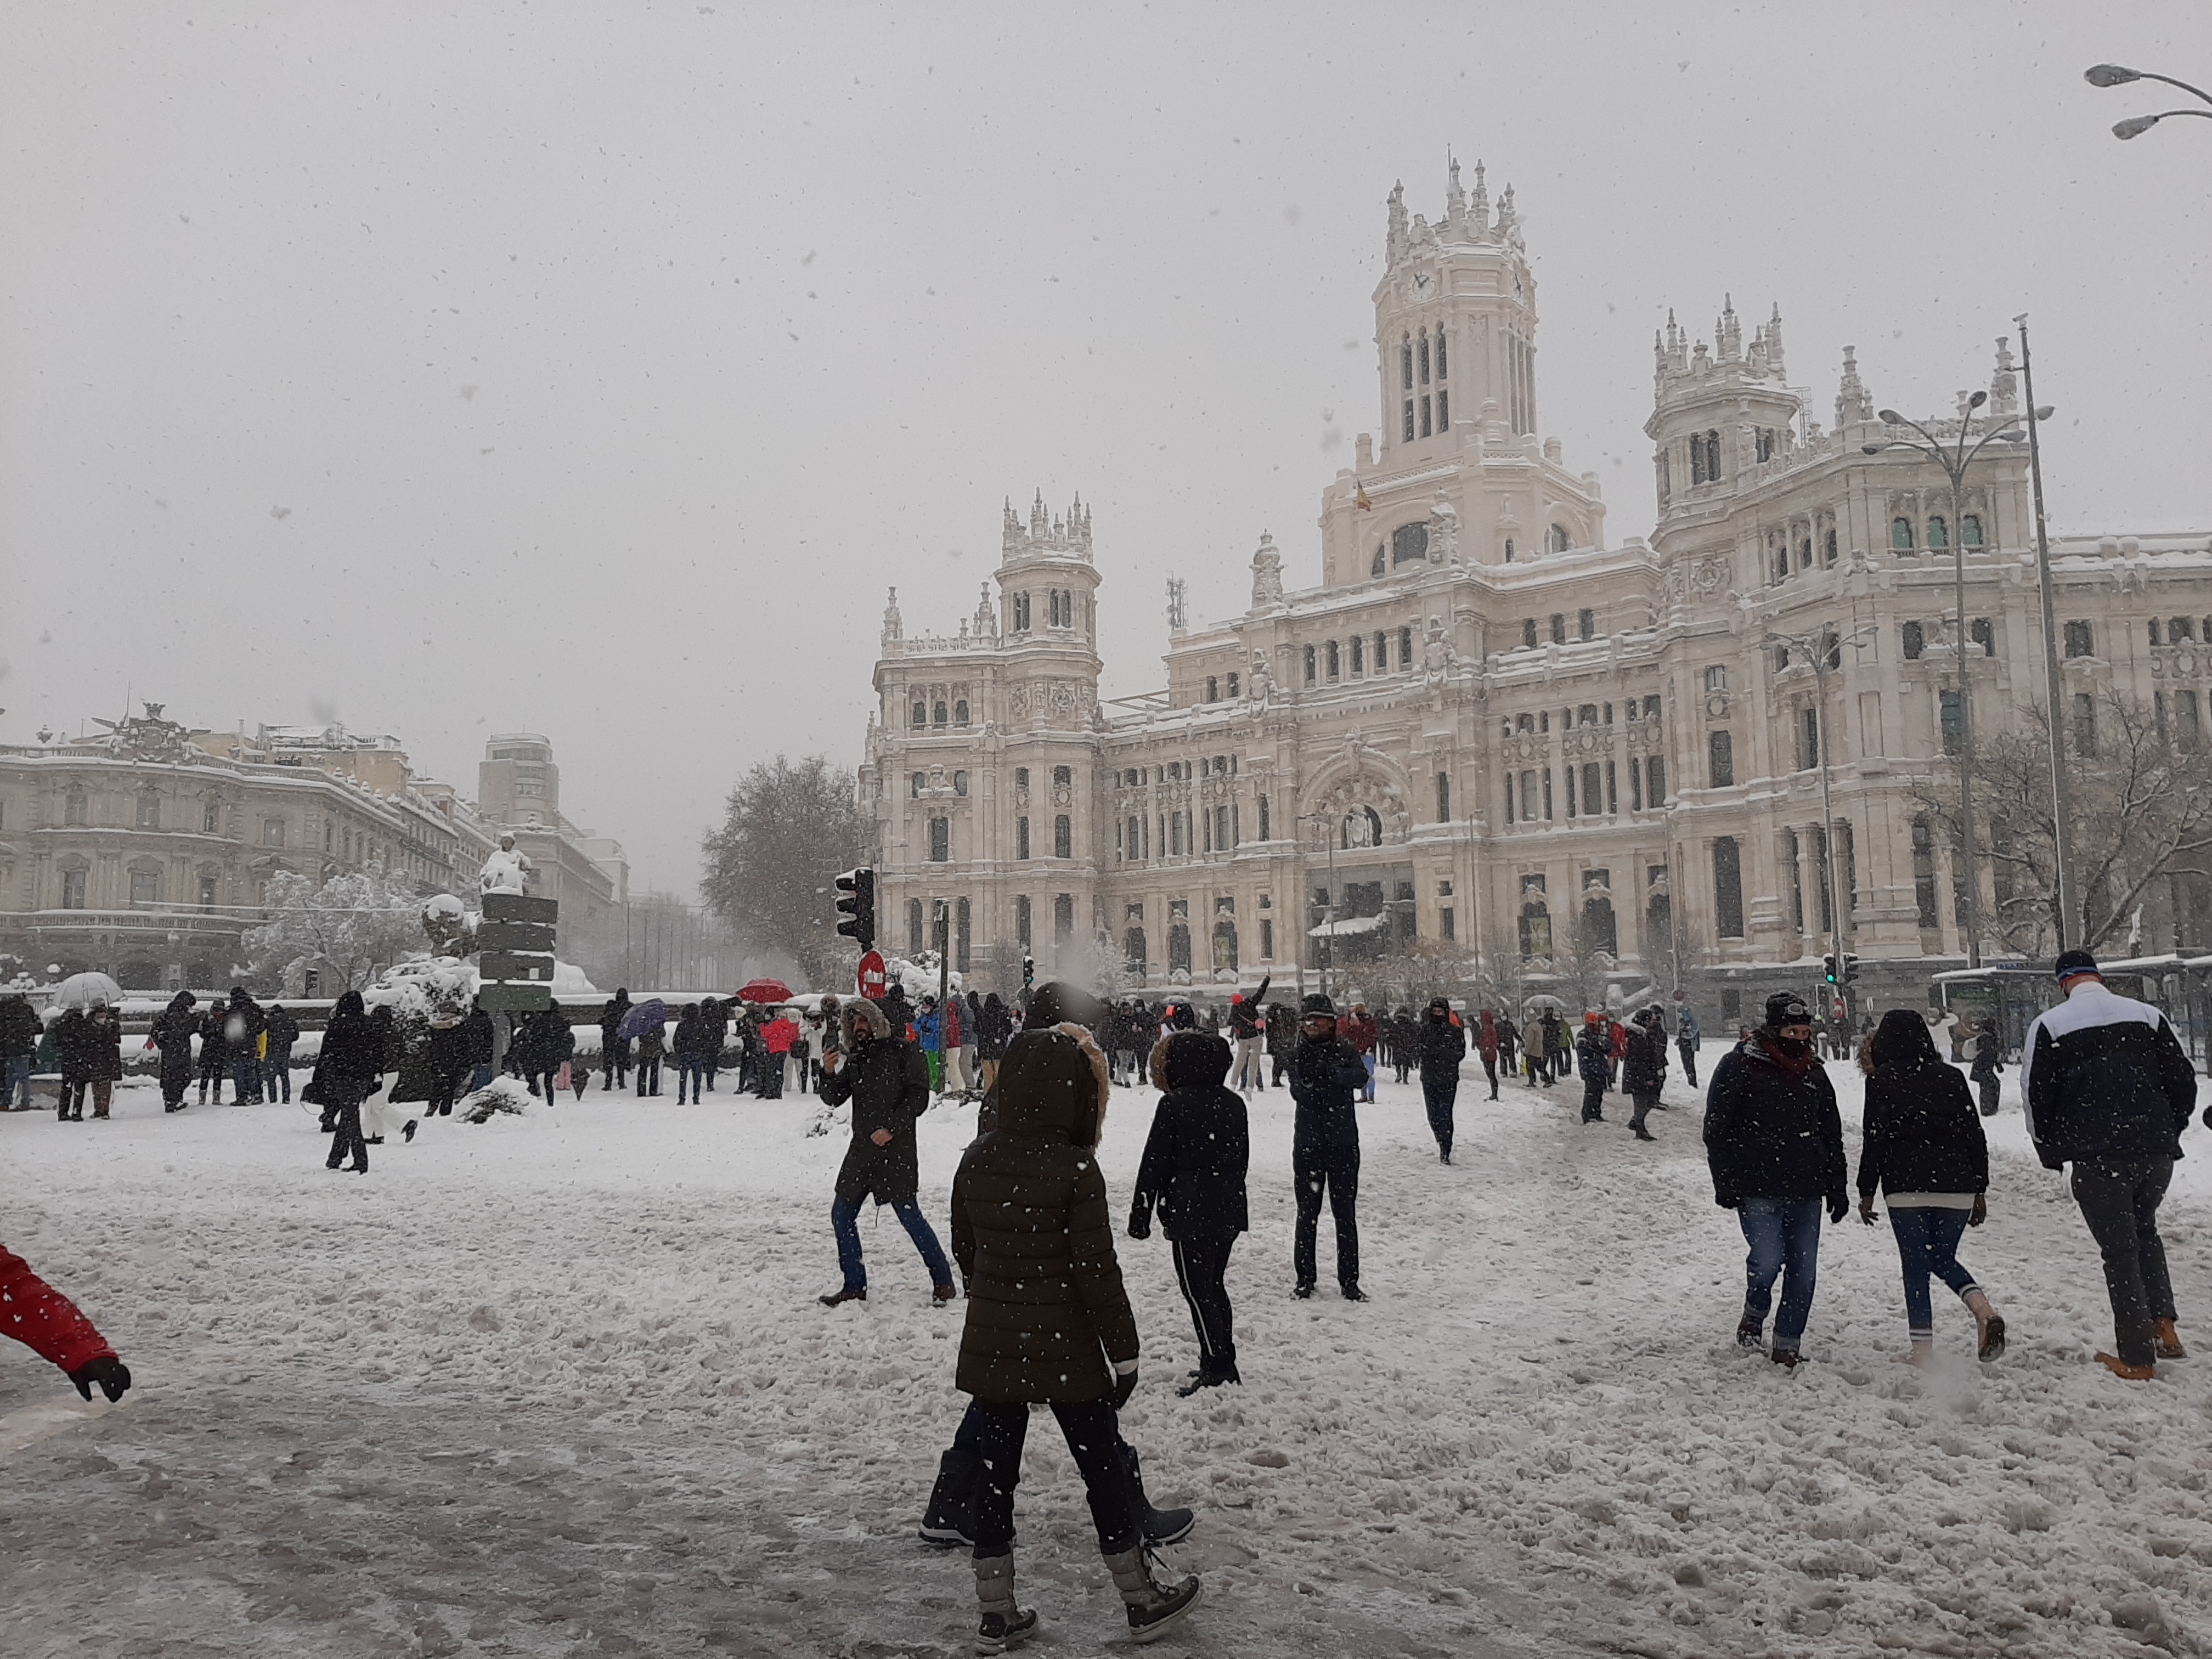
[1,994,43,1060]
[1622,1016,1669,1095]
[1857,1019,1988,1199]
[1702,1031,1846,1206]
[2019,980,2196,1169]
[1574,1019,1612,1083]
[819,998,931,1206]
[952,1028,1137,1403]
[1418,1004,1467,1081]
[310,992,386,1102]
[151,993,199,1073]
[1290,1025,1367,1147]
[1131,1032,1249,1239]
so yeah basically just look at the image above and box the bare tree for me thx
[1915,691,2212,955]
[701,755,870,990]
[1365,934,1475,1009]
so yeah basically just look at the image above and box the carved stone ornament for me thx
[1009,684,1031,716]
[1690,555,1731,597]
[1706,690,1732,719]
[1048,680,1079,716]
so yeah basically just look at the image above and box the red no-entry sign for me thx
[857,949,887,1001]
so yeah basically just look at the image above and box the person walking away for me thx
[699,996,731,1092]
[1622,1007,1669,1142]
[914,996,945,1094]
[1547,1012,1573,1088]
[978,992,1010,1093]
[1676,1006,1703,1090]
[1342,1003,1379,1102]
[52,1005,94,1121]
[1,989,41,1111]
[633,1013,665,1098]
[309,991,385,1173]
[961,991,983,1097]
[82,1004,122,1119]
[1494,1013,1519,1090]
[1475,1008,1501,1101]
[459,1001,495,1097]
[2021,949,2198,1380]
[940,993,967,1096]
[1265,1002,1294,1087]
[1519,1009,1548,1087]
[262,1003,300,1103]
[1289,995,1370,1300]
[672,1005,708,1104]
[597,990,633,1091]
[224,988,266,1104]
[1416,998,1469,1163]
[1130,1029,1249,1394]
[1968,1021,2003,1118]
[1575,1013,1612,1125]
[419,1012,469,1122]
[760,1006,798,1098]
[1704,992,1848,1367]
[196,1000,230,1104]
[151,991,198,1113]
[951,1026,1202,1649]
[816,998,955,1307]
[1855,1009,2006,1365]
[524,1008,572,1104]
[1607,1015,1629,1091]
[0,1243,131,1404]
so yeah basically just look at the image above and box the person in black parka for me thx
[1855,1009,2006,1365]
[311,991,386,1173]
[1130,1030,1250,1394]
[1416,998,1468,1163]
[597,990,632,1091]
[1289,994,1370,1300]
[1621,1006,1669,1142]
[816,997,953,1305]
[151,991,199,1113]
[1703,990,1848,1367]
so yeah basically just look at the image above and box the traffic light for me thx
[1842,953,1861,984]
[834,867,875,951]
[1822,954,1838,984]
[1022,954,1035,990]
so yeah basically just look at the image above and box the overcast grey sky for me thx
[4,2,2206,893]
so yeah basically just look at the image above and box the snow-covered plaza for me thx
[4,1056,2208,1659]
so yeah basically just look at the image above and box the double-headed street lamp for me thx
[2085,63,2212,141]
[1863,394,2033,970]
[1297,811,1344,1002]
[1761,623,1875,1011]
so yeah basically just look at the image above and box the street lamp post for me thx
[1762,624,1873,1013]
[2085,62,2212,140]
[2015,315,2076,952]
[1864,393,2029,970]
[1297,812,1343,1004]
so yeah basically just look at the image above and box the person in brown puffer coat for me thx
[949,1026,1201,1652]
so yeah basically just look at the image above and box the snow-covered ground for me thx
[2,1053,2208,1658]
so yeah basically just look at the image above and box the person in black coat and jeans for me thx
[311,992,386,1173]
[1289,994,1370,1300]
[2021,949,2198,1379]
[1415,998,1467,1163]
[816,997,955,1306]
[1703,991,1847,1368]
[1130,1030,1250,1394]
[1621,1007,1669,1142]
[1855,1009,2006,1365]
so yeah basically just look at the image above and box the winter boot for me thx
[919,1448,980,1547]
[1735,1312,1764,1350]
[1632,1121,1656,1142]
[1340,1282,1369,1302]
[1118,1443,1195,1546]
[1898,1337,1935,1368]
[1965,1289,2007,1362]
[2095,1352,2156,1381]
[972,1553,1037,1654]
[1175,1357,1241,1400]
[818,1285,866,1308]
[2154,1318,2187,1361]
[403,1120,418,1143]
[1770,1346,1802,1370]
[1103,1543,1201,1643]
[1292,1281,1314,1300]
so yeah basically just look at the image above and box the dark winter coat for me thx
[672,1006,707,1058]
[2021,981,2197,1169]
[819,999,930,1207]
[1622,1022,1669,1096]
[1418,1009,1466,1082]
[1703,1034,1847,1207]
[515,1011,574,1072]
[151,995,199,1076]
[0,995,40,1060]
[223,994,266,1056]
[263,1006,300,1053]
[462,1007,495,1066]
[1131,1033,1249,1239]
[1968,1030,2002,1082]
[1228,977,1272,1040]
[977,995,1012,1060]
[309,995,385,1104]
[1857,1057,1989,1199]
[597,994,633,1058]
[1574,1022,1612,1084]
[1265,1005,1294,1056]
[53,1009,99,1085]
[1290,1031,1367,1148]
[198,1005,231,1066]
[952,1028,1136,1404]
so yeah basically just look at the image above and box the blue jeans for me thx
[831,1195,952,1291]
[265,1047,293,1102]
[1738,1196,1824,1346]
[1887,1206,1978,1339]
[676,1057,706,1098]
[1360,1053,1376,1101]
[230,1054,261,1102]
[3,1055,30,1109]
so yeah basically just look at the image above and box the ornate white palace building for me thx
[859,163,2212,1017]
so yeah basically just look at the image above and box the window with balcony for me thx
[61,868,87,909]
[129,871,159,906]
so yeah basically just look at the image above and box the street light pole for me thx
[2085,62,2212,140]
[1864,394,2028,971]
[1297,812,1342,1003]
[2015,315,2076,953]
[1764,625,1872,1017]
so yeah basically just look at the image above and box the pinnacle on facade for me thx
[1989,338,2020,417]
[1835,345,1873,427]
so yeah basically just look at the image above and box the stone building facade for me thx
[861,166,2212,1018]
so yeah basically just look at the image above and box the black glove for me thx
[1827,1192,1850,1225]
[1127,1211,1151,1242]
[1111,1366,1138,1410]
[69,1355,132,1403]
[1713,1192,1739,1210]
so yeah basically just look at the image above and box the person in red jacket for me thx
[1476,1009,1502,1101]
[1607,1016,1630,1091]
[1342,1005,1379,1103]
[760,1009,798,1099]
[1,1244,131,1401]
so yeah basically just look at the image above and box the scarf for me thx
[1752,1029,1816,1081]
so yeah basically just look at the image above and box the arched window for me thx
[1824,528,1838,565]
[1517,901,1551,960]
[953,699,970,726]
[1927,515,1949,549]
[910,772,924,798]
[1435,329,1447,379]
[1391,521,1430,565]
[1577,608,1595,641]
[1798,538,1812,570]
[1326,641,1340,679]
[1257,794,1271,840]
[1551,523,1571,554]
[952,771,968,797]
[933,700,949,727]
[1891,517,1915,550]
[1961,514,1984,547]
[911,701,926,727]
[1340,805,1384,849]
[1581,895,1618,956]
[1350,635,1364,674]
[1166,922,1192,973]
[1521,619,1538,650]
[1401,336,1413,391]
[1418,330,1430,385]
[203,797,222,834]
[1577,703,1599,726]
[1124,927,1148,970]
[1205,675,1219,702]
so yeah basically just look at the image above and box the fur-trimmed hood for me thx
[840,997,892,1046]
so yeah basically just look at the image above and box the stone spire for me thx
[1716,295,1742,362]
[1835,345,1872,427]
[1989,337,2020,418]
[1764,303,1785,376]
[882,586,904,645]
[1445,154,1466,228]
[1386,180,1408,264]
[973,581,997,639]
[1470,159,1489,235]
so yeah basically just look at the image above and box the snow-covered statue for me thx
[420,892,478,959]
[478,832,532,896]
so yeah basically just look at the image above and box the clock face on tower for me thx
[1412,272,1433,297]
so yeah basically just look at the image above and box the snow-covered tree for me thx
[242,868,428,995]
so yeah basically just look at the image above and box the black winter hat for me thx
[2054,948,2101,982]
[1161,1030,1233,1090]
[1763,991,1812,1028]
[1300,993,1338,1019]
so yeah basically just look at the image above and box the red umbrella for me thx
[734,977,793,1005]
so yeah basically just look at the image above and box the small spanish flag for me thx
[1355,482,1373,511]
